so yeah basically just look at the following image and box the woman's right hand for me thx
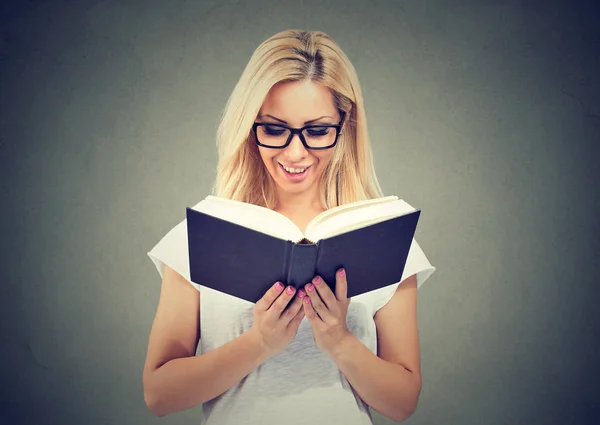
[250,282,306,358]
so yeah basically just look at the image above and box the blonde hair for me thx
[212,29,383,209]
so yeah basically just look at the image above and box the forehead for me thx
[259,80,337,123]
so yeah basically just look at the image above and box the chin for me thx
[273,176,311,191]
[279,182,313,194]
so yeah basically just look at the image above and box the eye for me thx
[262,125,287,136]
[305,126,330,137]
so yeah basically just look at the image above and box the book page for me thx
[316,212,411,238]
[305,196,398,235]
[191,196,304,241]
[306,199,416,241]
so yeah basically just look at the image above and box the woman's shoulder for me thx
[147,199,197,283]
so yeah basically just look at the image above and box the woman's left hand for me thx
[302,268,352,358]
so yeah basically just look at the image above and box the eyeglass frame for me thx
[252,112,346,150]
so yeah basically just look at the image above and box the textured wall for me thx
[1,0,598,424]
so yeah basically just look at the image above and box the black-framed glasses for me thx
[252,112,346,150]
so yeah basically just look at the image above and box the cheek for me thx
[313,152,334,170]
[258,148,276,169]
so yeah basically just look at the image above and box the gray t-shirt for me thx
[148,207,435,425]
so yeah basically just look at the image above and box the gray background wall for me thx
[1,0,598,424]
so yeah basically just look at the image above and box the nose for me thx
[283,133,308,160]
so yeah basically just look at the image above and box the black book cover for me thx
[186,208,421,303]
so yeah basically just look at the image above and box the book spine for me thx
[287,243,319,289]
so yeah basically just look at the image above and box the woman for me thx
[144,29,435,424]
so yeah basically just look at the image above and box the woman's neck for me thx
[273,192,325,235]
[274,187,324,214]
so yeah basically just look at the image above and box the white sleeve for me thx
[371,238,436,313]
[147,218,201,292]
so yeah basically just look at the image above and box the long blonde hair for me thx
[212,29,383,209]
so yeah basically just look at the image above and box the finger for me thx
[288,306,305,331]
[255,281,285,311]
[312,275,337,308]
[281,289,305,325]
[302,294,321,322]
[334,268,348,300]
[304,282,332,322]
[267,285,296,317]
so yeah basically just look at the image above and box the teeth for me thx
[282,165,307,174]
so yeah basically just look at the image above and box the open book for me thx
[186,195,421,303]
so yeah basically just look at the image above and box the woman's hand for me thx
[250,282,306,358]
[302,268,352,358]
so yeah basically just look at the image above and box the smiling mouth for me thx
[279,163,311,174]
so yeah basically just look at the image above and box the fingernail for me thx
[338,268,345,277]
[307,283,315,292]
[298,289,305,298]
[304,296,311,303]
[286,286,295,295]
[276,282,283,291]
[313,276,321,285]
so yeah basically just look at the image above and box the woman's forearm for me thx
[144,329,269,417]
[331,333,421,422]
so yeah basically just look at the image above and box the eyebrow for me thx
[258,114,334,125]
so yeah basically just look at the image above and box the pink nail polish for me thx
[307,283,314,292]
[276,282,283,291]
[298,289,305,298]
[313,276,321,285]
[286,286,295,295]
[339,268,345,277]
[304,296,311,303]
